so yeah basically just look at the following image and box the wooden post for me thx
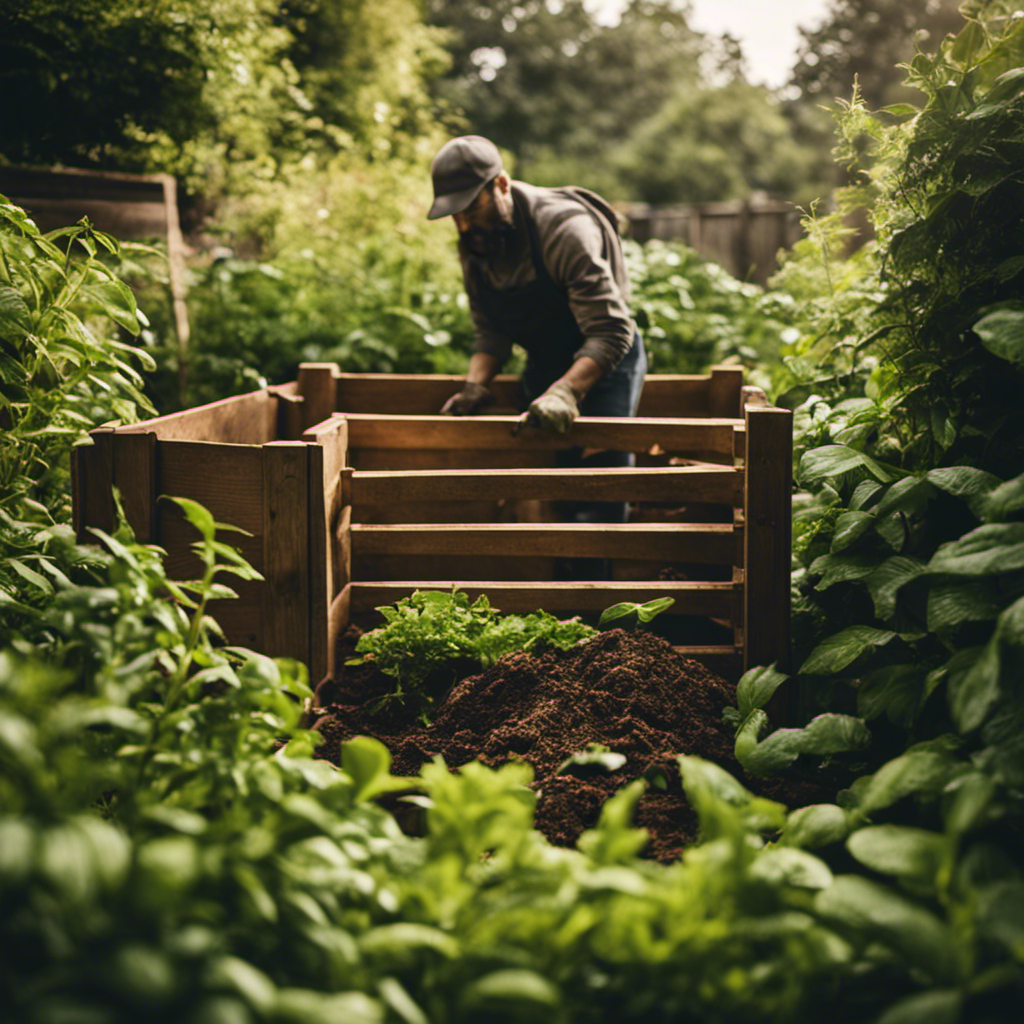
[112,431,157,542]
[72,427,116,542]
[302,416,349,686]
[296,363,339,433]
[261,442,310,663]
[708,366,744,419]
[743,405,792,678]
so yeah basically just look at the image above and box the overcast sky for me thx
[588,0,834,88]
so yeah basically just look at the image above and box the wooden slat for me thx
[635,375,713,417]
[262,442,310,662]
[334,373,523,414]
[118,388,284,444]
[349,447,557,471]
[351,465,742,506]
[157,441,265,534]
[743,405,793,676]
[343,414,737,456]
[351,522,738,564]
[113,430,157,542]
[73,427,116,542]
[349,581,739,619]
[672,645,743,681]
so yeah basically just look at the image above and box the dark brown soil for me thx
[312,628,828,862]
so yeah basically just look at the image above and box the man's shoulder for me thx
[513,181,616,240]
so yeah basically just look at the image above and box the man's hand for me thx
[516,379,579,434]
[440,381,495,416]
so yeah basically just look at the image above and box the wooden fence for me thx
[618,198,805,286]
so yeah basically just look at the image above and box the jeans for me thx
[524,333,648,579]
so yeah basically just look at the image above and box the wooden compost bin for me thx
[72,364,792,690]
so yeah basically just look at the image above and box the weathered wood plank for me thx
[119,389,283,444]
[349,447,557,471]
[261,442,310,662]
[73,428,116,542]
[709,365,745,417]
[350,581,739,618]
[342,414,738,456]
[351,522,738,563]
[113,430,157,542]
[635,375,714,417]
[157,441,265,534]
[743,405,793,675]
[297,363,339,434]
[335,373,523,414]
[672,645,743,681]
[351,465,742,506]
[303,417,349,683]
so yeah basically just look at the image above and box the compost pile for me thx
[313,628,820,861]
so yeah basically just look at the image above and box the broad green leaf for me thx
[981,470,1024,522]
[799,444,899,487]
[82,280,140,334]
[740,714,870,776]
[927,523,1024,576]
[781,804,850,848]
[846,825,947,887]
[857,664,925,726]
[945,772,996,837]
[950,18,985,64]
[800,626,897,675]
[459,970,560,1011]
[973,303,1024,366]
[274,990,384,1024]
[749,847,833,889]
[810,552,879,590]
[864,556,926,620]
[927,580,1002,631]
[206,957,276,1016]
[736,663,789,717]
[873,476,936,518]
[815,875,959,980]
[341,736,417,803]
[360,923,459,959]
[926,466,1001,514]
[0,283,31,325]
[977,881,1024,955]
[165,496,217,542]
[0,817,36,880]
[830,510,875,553]
[856,751,967,817]
[874,990,963,1024]
[734,708,769,764]
[377,978,428,1024]
[850,479,885,510]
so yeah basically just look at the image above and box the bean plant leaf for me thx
[781,804,851,848]
[864,556,926,620]
[830,510,875,553]
[800,626,897,675]
[814,875,959,981]
[736,663,789,718]
[973,303,1024,366]
[926,581,1002,632]
[853,750,968,817]
[748,847,833,890]
[981,470,1024,521]
[459,970,560,1011]
[798,444,900,487]
[927,523,1024,575]
[739,713,870,777]
[810,553,879,591]
[846,825,947,890]
[873,990,963,1024]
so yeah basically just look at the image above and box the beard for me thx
[459,223,516,259]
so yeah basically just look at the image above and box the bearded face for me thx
[454,180,516,258]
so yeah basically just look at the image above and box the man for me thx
[427,134,647,576]
[429,134,646,438]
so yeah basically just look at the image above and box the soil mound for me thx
[312,628,822,861]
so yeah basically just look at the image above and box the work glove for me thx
[516,379,579,434]
[440,381,495,416]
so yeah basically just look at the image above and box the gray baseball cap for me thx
[427,135,503,220]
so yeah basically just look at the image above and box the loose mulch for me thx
[311,628,828,862]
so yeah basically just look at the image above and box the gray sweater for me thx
[460,181,636,373]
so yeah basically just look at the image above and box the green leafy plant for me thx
[349,588,597,718]
[598,595,676,630]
